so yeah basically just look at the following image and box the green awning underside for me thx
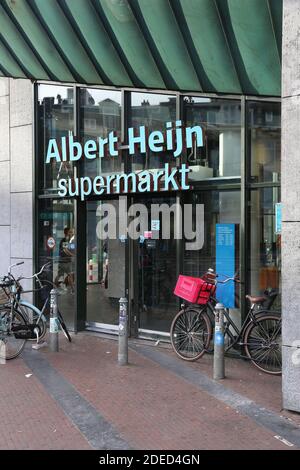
[0,0,282,96]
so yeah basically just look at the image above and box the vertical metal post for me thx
[49,288,59,352]
[118,297,128,365]
[75,198,87,333]
[213,303,225,380]
[74,86,87,334]
[240,96,248,323]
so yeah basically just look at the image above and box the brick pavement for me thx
[38,334,295,450]
[159,344,300,427]
[0,332,299,450]
[0,356,91,450]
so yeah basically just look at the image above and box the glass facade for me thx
[80,88,122,177]
[129,92,177,171]
[37,84,74,193]
[184,190,241,279]
[248,102,281,183]
[37,198,75,329]
[35,84,281,336]
[248,187,281,307]
[247,101,281,309]
[183,97,241,181]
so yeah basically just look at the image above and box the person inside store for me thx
[100,240,108,289]
[64,228,76,293]
[54,227,71,287]
[54,226,74,291]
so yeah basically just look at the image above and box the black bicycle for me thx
[0,262,71,361]
[170,269,281,375]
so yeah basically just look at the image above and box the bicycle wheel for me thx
[244,312,281,375]
[170,307,212,361]
[18,304,47,341]
[0,308,27,360]
[57,310,72,342]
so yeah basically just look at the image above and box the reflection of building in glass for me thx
[81,89,121,139]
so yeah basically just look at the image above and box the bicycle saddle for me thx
[246,294,266,304]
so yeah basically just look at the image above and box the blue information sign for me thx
[216,223,236,308]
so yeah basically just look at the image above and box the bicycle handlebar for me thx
[6,260,49,281]
[203,268,241,285]
[217,276,241,284]
[8,261,24,273]
[1,261,53,297]
[17,262,51,282]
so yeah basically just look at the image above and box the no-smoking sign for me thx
[47,236,56,250]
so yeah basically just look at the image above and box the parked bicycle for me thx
[170,269,281,375]
[0,262,71,360]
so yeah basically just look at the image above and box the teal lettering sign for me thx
[44,122,204,200]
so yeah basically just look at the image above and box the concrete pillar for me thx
[0,77,34,297]
[282,0,300,412]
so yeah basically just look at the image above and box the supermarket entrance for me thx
[85,194,179,338]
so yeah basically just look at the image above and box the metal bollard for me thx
[213,303,225,380]
[49,288,59,352]
[118,297,128,366]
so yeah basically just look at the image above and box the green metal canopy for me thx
[0,0,282,96]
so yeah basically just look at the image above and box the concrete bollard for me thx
[49,288,59,352]
[213,303,225,380]
[118,297,128,366]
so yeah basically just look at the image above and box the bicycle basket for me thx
[174,275,216,305]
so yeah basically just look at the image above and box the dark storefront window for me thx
[248,187,281,307]
[184,190,241,318]
[247,101,281,309]
[80,88,122,178]
[248,102,281,183]
[183,97,241,181]
[37,84,74,193]
[129,92,176,171]
[136,196,178,333]
[37,198,76,329]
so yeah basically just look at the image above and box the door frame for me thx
[129,191,183,340]
[84,194,130,335]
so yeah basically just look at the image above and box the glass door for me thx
[86,198,126,333]
[133,196,178,338]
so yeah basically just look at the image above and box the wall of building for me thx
[0,77,34,293]
[282,0,300,412]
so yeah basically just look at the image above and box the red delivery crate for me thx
[174,275,215,305]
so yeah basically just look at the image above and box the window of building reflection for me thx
[129,92,176,172]
[37,84,74,193]
[80,88,122,178]
[183,97,241,181]
[248,101,281,183]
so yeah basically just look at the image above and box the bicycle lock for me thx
[213,303,225,380]
[118,297,128,366]
[49,288,59,352]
